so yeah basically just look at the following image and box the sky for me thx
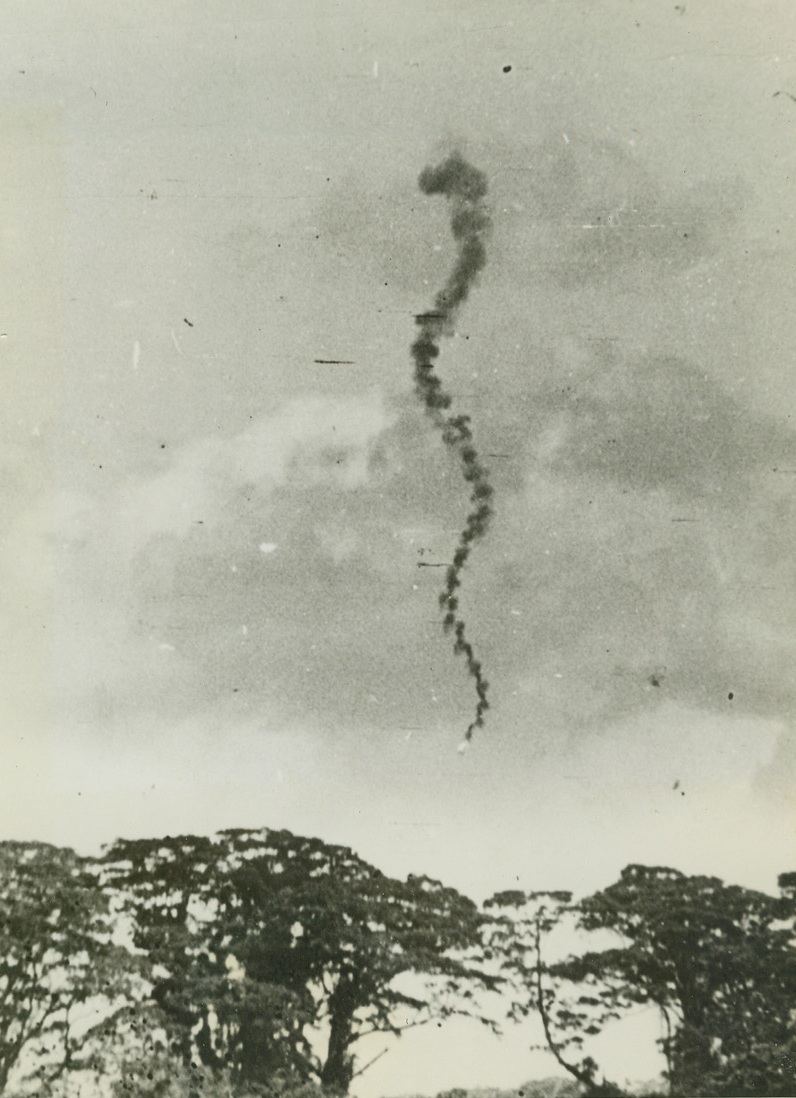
[1,1,796,1092]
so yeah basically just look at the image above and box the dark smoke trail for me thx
[411,152,494,747]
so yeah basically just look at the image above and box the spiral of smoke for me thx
[411,153,494,745]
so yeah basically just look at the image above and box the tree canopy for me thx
[1,831,794,1098]
[0,841,134,1094]
[486,866,796,1097]
[101,828,500,1093]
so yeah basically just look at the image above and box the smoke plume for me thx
[411,153,494,745]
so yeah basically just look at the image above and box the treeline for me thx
[0,830,794,1097]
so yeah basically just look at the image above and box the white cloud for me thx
[115,392,392,552]
[0,392,395,745]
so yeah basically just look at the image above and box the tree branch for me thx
[533,916,624,1097]
[350,1046,389,1080]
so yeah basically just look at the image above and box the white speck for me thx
[562,132,570,144]
[510,609,521,616]
[132,341,141,369]
[412,584,418,590]
[31,424,41,437]
[554,673,563,679]
[158,643,175,652]
[457,740,469,755]
[240,625,248,636]
[171,330,183,355]
[259,542,277,554]
[372,59,379,78]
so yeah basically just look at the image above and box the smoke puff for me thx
[410,152,494,744]
[418,154,489,202]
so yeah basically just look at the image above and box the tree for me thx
[102,828,500,1093]
[100,832,315,1089]
[484,890,625,1097]
[0,840,135,1093]
[565,865,796,1096]
[488,866,796,1098]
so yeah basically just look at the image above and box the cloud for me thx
[6,125,792,780]
[474,459,796,731]
[0,393,395,731]
[458,331,796,508]
[492,131,748,288]
[92,346,793,742]
[536,347,796,498]
[12,336,788,772]
[115,392,392,552]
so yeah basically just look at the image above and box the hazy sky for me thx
[2,1,796,1091]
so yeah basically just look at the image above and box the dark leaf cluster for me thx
[485,865,796,1097]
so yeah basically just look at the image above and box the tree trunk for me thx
[669,974,718,1095]
[321,978,357,1094]
[669,1021,716,1097]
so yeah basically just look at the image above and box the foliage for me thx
[98,833,314,1088]
[483,890,625,1096]
[9,828,791,1098]
[566,865,796,1096]
[112,1045,332,1098]
[0,840,136,1094]
[101,828,500,1093]
[111,1042,332,1098]
[487,866,796,1097]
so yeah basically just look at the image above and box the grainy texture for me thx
[1,1,794,1091]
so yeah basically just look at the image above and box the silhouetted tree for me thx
[102,828,500,1093]
[484,889,625,1097]
[567,866,796,1096]
[100,832,315,1089]
[0,841,134,1093]
[488,866,796,1097]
